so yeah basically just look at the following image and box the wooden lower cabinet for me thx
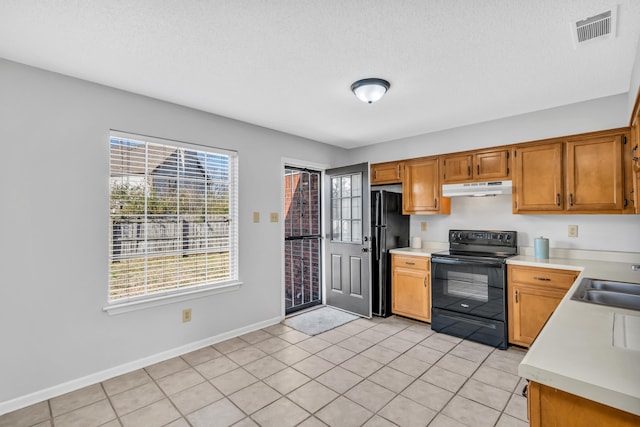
[528,381,640,427]
[508,265,579,347]
[391,254,431,322]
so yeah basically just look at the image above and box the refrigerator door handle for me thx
[378,228,386,262]
[374,191,381,226]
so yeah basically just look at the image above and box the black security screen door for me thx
[284,167,322,314]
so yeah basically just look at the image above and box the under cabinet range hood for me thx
[442,180,512,197]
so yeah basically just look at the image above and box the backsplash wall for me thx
[409,195,640,253]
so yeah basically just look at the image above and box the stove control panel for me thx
[449,230,517,248]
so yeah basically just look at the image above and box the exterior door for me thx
[284,167,322,314]
[325,163,371,317]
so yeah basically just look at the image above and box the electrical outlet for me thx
[421,222,427,232]
[253,212,260,223]
[270,212,278,222]
[182,308,192,323]
[568,225,578,238]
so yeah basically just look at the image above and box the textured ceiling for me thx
[1,1,639,148]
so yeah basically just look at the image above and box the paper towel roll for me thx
[534,237,549,259]
[411,236,422,249]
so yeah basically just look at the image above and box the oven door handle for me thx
[430,256,504,268]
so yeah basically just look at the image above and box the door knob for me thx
[362,248,369,253]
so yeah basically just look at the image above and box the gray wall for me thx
[0,59,345,408]
[347,94,640,253]
[629,33,640,118]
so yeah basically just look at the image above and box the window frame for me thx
[104,131,240,314]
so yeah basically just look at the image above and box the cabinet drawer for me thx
[393,255,429,271]
[509,266,578,290]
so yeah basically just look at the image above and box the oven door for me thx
[431,256,506,321]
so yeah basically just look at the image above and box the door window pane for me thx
[351,174,361,197]
[352,220,362,242]
[351,197,361,219]
[342,220,351,242]
[332,177,340,198]
[330,172,363,243]
[341,198,351,219]
[341,176,351,197]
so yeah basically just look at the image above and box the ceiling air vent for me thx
[571,9,616,48]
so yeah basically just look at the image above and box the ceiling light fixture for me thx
[351,78,390,104]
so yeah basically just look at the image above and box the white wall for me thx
[0,59,345,408]
[347,94,629,163]
[409,195,640,253]
[349,95,640,254]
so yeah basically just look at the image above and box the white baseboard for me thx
[0,315,283,416]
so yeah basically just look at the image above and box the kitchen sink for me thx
[571,278,640,311]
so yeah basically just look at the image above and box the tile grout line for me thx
[2,316,529,427]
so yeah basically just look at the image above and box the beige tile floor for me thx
[0,315,530,427]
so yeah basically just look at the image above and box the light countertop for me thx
[508,255,640,416]
[389,243,447,257]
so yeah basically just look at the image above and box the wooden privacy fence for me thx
[111,218,229,259]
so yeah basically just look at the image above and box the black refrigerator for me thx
[371,190,410,317]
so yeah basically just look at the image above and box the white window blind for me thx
[108,132,238,303]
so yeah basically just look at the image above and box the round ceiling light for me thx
[351,78,390,104]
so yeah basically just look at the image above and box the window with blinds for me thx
[108,132,238,303]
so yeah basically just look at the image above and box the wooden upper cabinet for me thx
[442,149,510,183]
[371,161,403,185]
[403,157,450,214]
[513,142,564,213]
[566,134,624,211]
[476,149,510,180]
[441,154,473,182]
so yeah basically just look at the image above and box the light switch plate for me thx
[253,212,260,223]
[421,222,427,232]
[568,225,578,237]
[270,212,278,223]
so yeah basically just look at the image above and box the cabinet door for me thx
[371,161,403,185]
[632,112,640,213]
[442,154,472,183]
[528,382,640,427]
[403,157,448,214]
[474,149,509,180]
[513,143,563,212]
[508,282,565,347]
[566,135,623,211]
[392,256,430,322]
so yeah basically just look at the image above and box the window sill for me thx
[103,281,243,315]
